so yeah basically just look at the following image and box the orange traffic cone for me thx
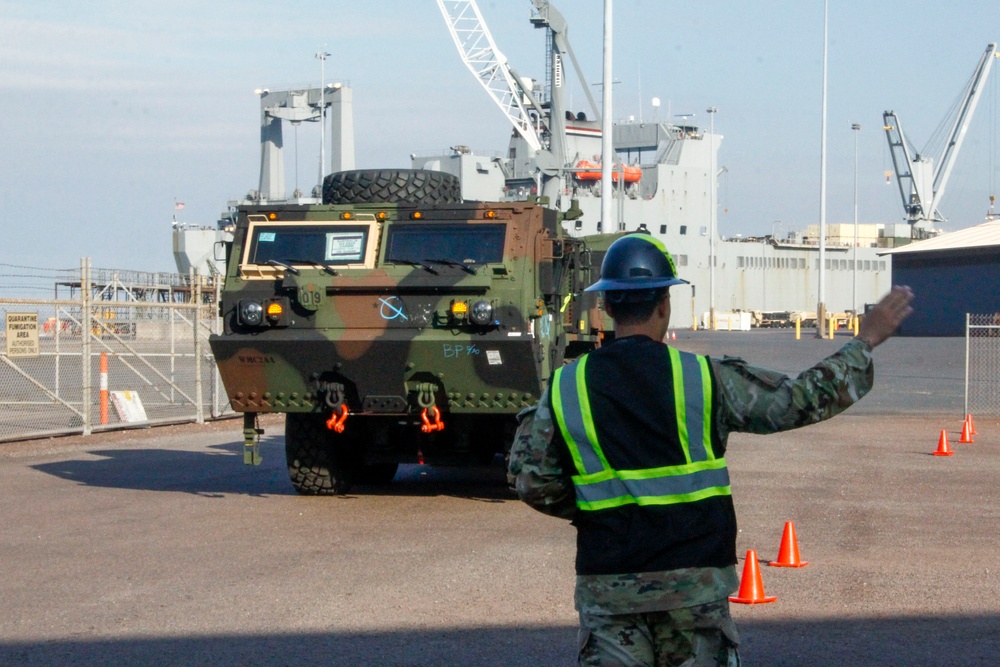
[671,331,677,340]
[959,419,974,444]
[933,430,954,456]
[966,413,977,435]
[769,521,808,568]
[729,550,777,604]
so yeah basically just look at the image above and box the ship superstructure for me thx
[430,0,893,328]
[176,3,994,330]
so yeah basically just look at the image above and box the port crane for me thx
[883,43,998,237]
[436,0,601,205]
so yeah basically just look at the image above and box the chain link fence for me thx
[0,259,231,442]
[965,313,1000,417]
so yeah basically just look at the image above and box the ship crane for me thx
[883,43,998,238]
[436,0,546,152]
[437,0,601,205]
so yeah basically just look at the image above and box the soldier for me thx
[508,234,914,666]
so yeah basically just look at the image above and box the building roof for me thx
[879,218,1000,255]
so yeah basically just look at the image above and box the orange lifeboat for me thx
[573,160,641,183]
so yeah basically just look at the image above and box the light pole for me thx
[852,122,860,315]
[315,49,331,188]
[707,106,717,330]
[600,0,613,234]
[816,0,829,338]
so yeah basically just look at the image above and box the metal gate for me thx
[0,259,230,442]
[965,313,1000,417]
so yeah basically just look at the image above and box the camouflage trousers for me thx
[577,599,740,667]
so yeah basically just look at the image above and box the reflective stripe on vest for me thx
[552,348,732,512]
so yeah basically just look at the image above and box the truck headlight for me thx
[469,299,494,326]
[239,300,264,326]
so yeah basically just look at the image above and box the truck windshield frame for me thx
[384,223,506,266]
[241,220,379,276]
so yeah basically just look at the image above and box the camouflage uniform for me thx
[508,337,875,666]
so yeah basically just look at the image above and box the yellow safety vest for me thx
[551,347,732,512]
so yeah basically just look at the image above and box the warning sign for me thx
[111,391,148,423]
[6,312,39,358]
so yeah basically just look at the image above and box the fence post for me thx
[211,275,222,418]
[81,257,92,435]
[964,312,970,418]
[193,270,204,424]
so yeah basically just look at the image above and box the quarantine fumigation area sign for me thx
[6,312,39,358]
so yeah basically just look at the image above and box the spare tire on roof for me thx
[322,169,463,205]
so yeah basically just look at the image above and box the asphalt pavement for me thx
[1,330,996,666]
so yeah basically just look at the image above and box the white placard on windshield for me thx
[325,232,365,262]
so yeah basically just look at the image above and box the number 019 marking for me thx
[298,285,322,311]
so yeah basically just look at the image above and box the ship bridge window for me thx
[385,223,506,265]
[660,224,667,234]
[245,222,376,270]
[680,225,688,235]
[677,254,688,266]
[864,260,871,271]
[738,256,745,269]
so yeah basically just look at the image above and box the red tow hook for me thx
[420,406,445,433]
[325,404,349,433]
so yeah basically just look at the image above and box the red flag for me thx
[175,201,186,210]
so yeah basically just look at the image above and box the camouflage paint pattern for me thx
[209,200,620,458]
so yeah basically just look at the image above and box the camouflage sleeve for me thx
[713,337,874,435]
[507,387,578,520]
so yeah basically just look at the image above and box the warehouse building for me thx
[880,219,1000,336]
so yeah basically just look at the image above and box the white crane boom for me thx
[436,0,543,152]
[883,43,998,235]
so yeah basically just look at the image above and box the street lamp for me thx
[707,106,717,330]
[852,122,861,316]
[816,0,829,338]
[315,50,331,188]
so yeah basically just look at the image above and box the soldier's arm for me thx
[714,339,874,435]
[714,286,913,435]
[507,389,578,520]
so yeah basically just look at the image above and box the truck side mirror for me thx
[214,240,232,264]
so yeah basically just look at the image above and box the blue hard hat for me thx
[585,234,689,292]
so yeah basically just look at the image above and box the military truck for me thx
[209,169,618,494]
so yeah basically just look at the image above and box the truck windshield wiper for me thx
[424,258,477,275]
[284,258,338,276]
[388,259,439,275]
[265,259,301,275]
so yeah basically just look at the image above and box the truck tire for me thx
[285,413,355,495]
[322,169,462,205]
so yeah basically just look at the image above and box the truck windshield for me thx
[385,223,505,265]
[247,225,370,265]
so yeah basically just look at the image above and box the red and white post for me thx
[99,352,109,425]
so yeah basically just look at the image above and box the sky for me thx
[1,0,998,275]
